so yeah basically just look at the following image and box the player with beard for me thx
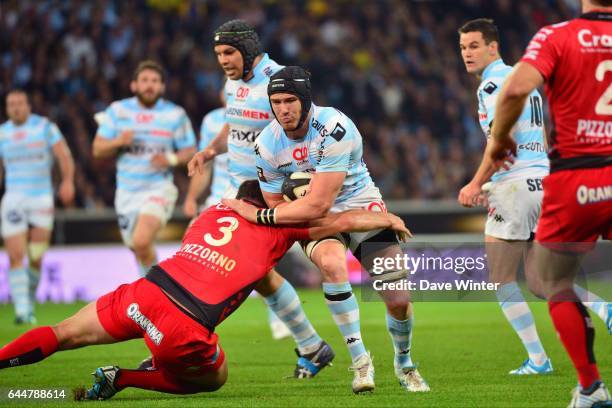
[93,60,197,276]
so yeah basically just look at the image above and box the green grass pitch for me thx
[0,290,610,407]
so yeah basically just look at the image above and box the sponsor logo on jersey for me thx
[229,128,259,143]
[178,243,237,275]
[578,29,612,49]
[311,119,329,137]
[292,146,308,161]
[517,142,546,152]
[330,123,346,141]
[277,162,292,169]
[576,184,612,205]
[12,131,26,141]
[236,87,250,99]
[483,82,497,94]
[577,119,612,140]
[479,112,488,121]
[136,113,154,123]
[524,26,556,60]
[254,143,261,156]
[123,143,167,155]
[226,107,270,120]
[126,303,164,345]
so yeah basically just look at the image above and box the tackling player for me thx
[0,89,75,324]
[188,20,329,371]
[222,66,430,393]
[0,180,411,400]
[92,60,197,276]
[486,1,611,406]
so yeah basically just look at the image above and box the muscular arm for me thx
[52,139,75,205]
[308,210,410,241]
[175,146,197,165]
[264,171,345,223]
[205,123,229,156]
[92,134,125,159]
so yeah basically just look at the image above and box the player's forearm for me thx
[92,136,122,159]
[175,147,197,166]
[185,166,212,201]
[340,210,392,233]
[274,196,331,224]
[58,151,75,185]
[205,124,229,155]
[470,149,497,186]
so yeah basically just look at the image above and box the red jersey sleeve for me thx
[521,23,567,80]
[277,226,311,243]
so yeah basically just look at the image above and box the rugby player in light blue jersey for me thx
[93,61,196,276]
[183,92,229,218]
[222,66,429,394]
[458,19,609,374]
[188,20,332,378]
[0,89,75,324]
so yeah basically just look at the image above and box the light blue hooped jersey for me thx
[255,104,375,203]
[224,53,282,189]
[97,96,196,192]
[0,114,63,196]
[478,59,549,181]
[199,108,229,203]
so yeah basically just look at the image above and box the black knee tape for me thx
[324,291,352,301]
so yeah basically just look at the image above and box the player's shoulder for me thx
[478,60,511,94]
[258,53,283,78]
[312,105,355,141]
[204,107,225,124]
[0,119,11,133]
[106,97,134,113]
[157,98,187,114]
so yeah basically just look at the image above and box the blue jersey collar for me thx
[482,58,504,80]
[250,53,270,80]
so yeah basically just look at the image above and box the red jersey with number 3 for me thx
[520,11,612,170]
[154,204,309,327]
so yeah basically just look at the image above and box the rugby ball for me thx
[282,172,312,202]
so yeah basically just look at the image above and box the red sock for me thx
[115,368,202,394]
[549,290,600,389]
[0,326,59,369]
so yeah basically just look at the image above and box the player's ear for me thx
[130,80,137,94]
[489,41,499,56]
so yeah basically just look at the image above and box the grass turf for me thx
[0,290,610,407]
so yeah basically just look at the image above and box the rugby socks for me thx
[548,289,600,389]
[27,266,41,304]
[264,280,323,355]
[323,282,367,362]
[8,267,32,319]
[0,326,58,369]
[496,282,548,365]
[115,368,202,394]
[574,285,609,323]
[386,313,414,369]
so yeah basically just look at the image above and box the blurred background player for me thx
[487,0,612,406]
[189,19,329,372]
[93,60,196,276]
[0,89,75,324]
[224,66,429,393]
[183,90,229,217]
[0,180,410,401]
[457,19,553,375]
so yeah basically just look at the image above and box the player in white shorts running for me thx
[0,89,75,324]
[93,60,197,276]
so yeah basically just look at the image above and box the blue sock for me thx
[386,313,414,369]
[496,282,547,365]
[574,285,608,322]
[8,267,32,318]
[264,280,322,355]
[323,282,366,362]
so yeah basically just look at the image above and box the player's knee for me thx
[385,298,410,317]
[28,242,48,266]
[131,233,152,256]
[317,254,347,281]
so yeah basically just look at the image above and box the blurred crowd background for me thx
[0,0,577,209]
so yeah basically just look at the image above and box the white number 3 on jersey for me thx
[204,217,240,247]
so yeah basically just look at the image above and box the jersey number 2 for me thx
[204,217,239,246]
[595,60,612,115]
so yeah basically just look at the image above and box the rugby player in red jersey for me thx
[0,180,411,400]
[486,1,612,406]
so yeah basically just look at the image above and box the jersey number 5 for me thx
[204,217,239,246]
[595,60,612,115]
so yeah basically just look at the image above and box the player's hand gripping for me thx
[188,148,216,176]
[221,198,257,222]
[117,130,134,147]
[387,213,413,242]
[458,182,487,208]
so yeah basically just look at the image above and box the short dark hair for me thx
[236,180,267,208]
[5,88,27,100]
[458,18,499,44]
[133,60,166,82]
